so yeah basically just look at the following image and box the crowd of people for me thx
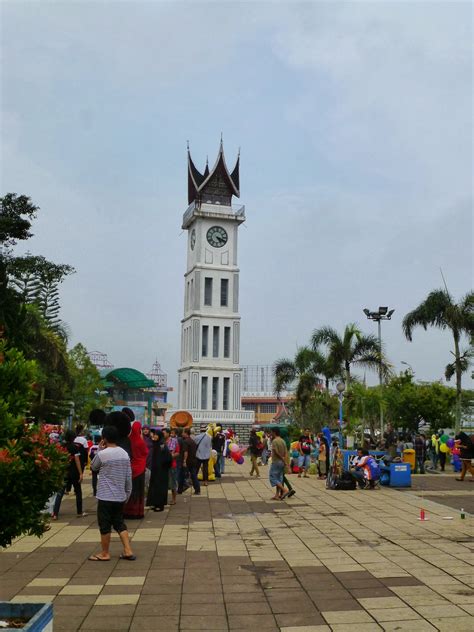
[45,416,473,559]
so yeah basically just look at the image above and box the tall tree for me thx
[8,254,75,330]
[311,323,391,385]
[274,346,338,426]
[0,193,37,250]
[67,343,106,421]
[402,289,474,431]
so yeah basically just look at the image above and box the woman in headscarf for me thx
[146,430,172,512]
[123,421,149,519]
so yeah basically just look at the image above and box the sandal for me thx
[89,554,110,562]
[119,554,136,561]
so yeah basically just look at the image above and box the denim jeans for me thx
[54,477,82,516]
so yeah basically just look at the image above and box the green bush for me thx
[0,343,67,548]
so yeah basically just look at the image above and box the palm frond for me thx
[311,326,340,350]
[402,289,452,340]
[273,359,296,395]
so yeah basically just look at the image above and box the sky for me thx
[1,0,473,401]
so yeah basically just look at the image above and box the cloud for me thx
[1,1,472,397]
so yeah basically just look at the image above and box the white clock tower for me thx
[178,141,254,431]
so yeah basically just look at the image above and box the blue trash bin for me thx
[389,462,411,487]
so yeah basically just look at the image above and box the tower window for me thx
[223,378,230,411]
[204,277,213,306]
[220,279,229,306]
[201,377,208,410]
[202,325,209,357]
[212,377,219,410]
[213,326,219,358]
[224,327,231,358]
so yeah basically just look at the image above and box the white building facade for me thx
[178,142,254,430]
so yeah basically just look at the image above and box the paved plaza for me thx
[1,465,473,632]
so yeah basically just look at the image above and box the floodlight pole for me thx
[363,307,394,442]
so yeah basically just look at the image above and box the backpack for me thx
[334,476,356,490]
[74,441,88,469]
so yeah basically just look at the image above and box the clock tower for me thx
[178,141,254,431]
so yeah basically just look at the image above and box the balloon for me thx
[439,443,449,453]
[447,439,455,448]
[440,434,449,443]
[237,456,244,465]
[229,443,239,453]
[290,441,299,450]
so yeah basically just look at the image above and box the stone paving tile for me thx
[322,610,376,623]
[80,616,133,630]
[2,466,474,631]
[129,616,180,631]
[428,616,474,631]
[280,627,331,632]
[274,613,326,627]
[367,607,422,621]
[181,615,229,630]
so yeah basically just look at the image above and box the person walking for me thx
[146,430,172,512]
[455,432,474,482]
[269,428,288,500]
[414,433,426,474]
[248,429,263,477]
[213,424,226,478]
[298,428,313,478]
[123,421,148,519]
[261,433,270,465]
[142,425,154,492]
[163,428,180,506]
[52,430,85,520]
[317,438,327,479]
[88,408,106,496]
[182,428,201,495]
[195,426,212,486]
[89,425,135,561]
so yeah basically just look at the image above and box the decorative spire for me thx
[187,139,240,206]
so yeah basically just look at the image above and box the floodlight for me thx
[379,306,388,315]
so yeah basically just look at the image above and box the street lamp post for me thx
[363,306,394,439]
[336,381,345,448]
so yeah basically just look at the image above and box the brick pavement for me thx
[403,473,474,515]
[1,465,473,631]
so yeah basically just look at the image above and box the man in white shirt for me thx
[194,426,212,487]
[89,425,135,562]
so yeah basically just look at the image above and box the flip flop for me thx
[89,555,110,562]
[119,554,136,561]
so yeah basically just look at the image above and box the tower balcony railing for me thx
[182,201,245,228]
[189,410,255,424]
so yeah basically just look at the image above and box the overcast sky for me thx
[2,0,473,401]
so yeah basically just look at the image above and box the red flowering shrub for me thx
[0,344,68,548]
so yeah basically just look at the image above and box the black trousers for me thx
[439,452,447,471]
[198,458,209,482]
[54,477,82,516]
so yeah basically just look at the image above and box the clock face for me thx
[206,225,228,248]
[190,228,196,250]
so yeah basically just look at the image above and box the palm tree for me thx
[402,289,474,432]
[273,346,338,423]
[311,323,391,386]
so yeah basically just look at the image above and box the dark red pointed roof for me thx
[187,141,240,205]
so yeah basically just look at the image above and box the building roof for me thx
[187,140,240,205]
[100,367,155,389]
